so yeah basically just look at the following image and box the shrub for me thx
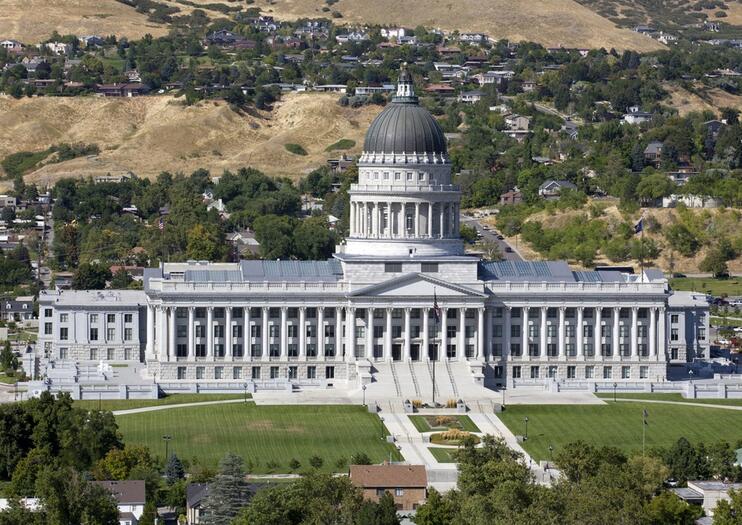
[435,416,455,427]
[412,399,423,408]
[335,457,348,470]
[440,429,469,441]
[350,452,371,465]
[284,143,308,156]
[445,399,457,409]
[265,460,279,472]
[309,455,323,469]
[289,458,301,471]
[325,139,356,151]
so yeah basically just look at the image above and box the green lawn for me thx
[670,277,742,296]
[74,393,247,411]
[428,447,458,463]
[325,138,356,151]
[408,415,481,433]
[117,404,402,472]
[499,403,742,461]
[0,374,19,384]
[595,393,742,406]
[712,317,742,328]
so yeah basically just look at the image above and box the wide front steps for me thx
[365,360,485,402]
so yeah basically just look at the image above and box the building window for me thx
[325,325,335,338]
[385,263,402,273]
[528,325,538,338]
[233,344,243,357]
[603,366,612,379]
[565,343,575,356]
[124,314,133,323]
[585,366,594,379]
[638,326,647,338]
[326,366,335,379]
[195,344,205,357]
[90,328,98,341]
[447,326,456,339]
[124,328,133,341]
[307,366,316,379]
[546,325,556,338]
[106,328,115,340]
[547,343,557,357]
[196,367,204,380]
[269,344,279,357]
[270,366,280,379]
[270,325,280,338]
[619,343,629,357]
[60,313,69,323]
[392,326,402,338]
[214,344,224,357]
[512,366,521,379]
[565,325,575,338]
[619,325,629,338]
[251,344,261,358]
[251,325,261,337]
[214,325,224,338]
[59,348,68,359]
[493,325,503,338]
[640,366,648,379]
[530,366,539,379]
[177,367,186,380]
[421,263,438,273]
[601,344,612,357]
[671,347,679,360]
[583,325,593,338]
[395,488,404,496]
[325,344,335,357]
[622,366,631,379]
[288,366,298,379]
[233,325,243,338]
[106,314,115,324]
[195,325,204,338]
[671,314,679,324]
[567,366,576,379]
[214,367,223,379]
[510,343,521,356]
[90,313,99,324]
[492,343,502,356]
[548,366,557,378]
[698,328,705,341]
[671,329,679,341]
[60,327,68,340]
[233,367,242,380]
[176,344,187,357]
[528,343,539,357]
[511,325,521,338]
[252,366,261,379]
[306,344,317,357]
[45,308,52,318]
[44,322,52,335]
[288,344,298,357]
[90,348,98,360]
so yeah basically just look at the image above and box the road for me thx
[460,215,523,261]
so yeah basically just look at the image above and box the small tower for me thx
[395,63,416,100]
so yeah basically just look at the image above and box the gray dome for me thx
[363,100,448,155]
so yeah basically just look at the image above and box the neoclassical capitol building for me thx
[37,71,709,395]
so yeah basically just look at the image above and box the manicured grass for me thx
[670,277,742,296]
[408,415,481,433]
[325,138,356,151]
[428,447,458,463]
[74,393,247,411]
[595,392,742,406]
[117,404,402,472]
[0,374,19,384]
[712,317,742,328]
[499,403,742,461]
[284,143,308,156]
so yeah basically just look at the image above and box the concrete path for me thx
[112,398,253,416]
[611,397,742,411]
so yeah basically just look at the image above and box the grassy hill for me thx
[0,93,376,186]
[576,0,742,29]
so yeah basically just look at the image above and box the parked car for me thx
[505,247,513,253]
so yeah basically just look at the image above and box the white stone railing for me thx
[350,183,459,193]
[485,281,667,294]
[150,280,349,294]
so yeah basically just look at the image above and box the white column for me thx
[244,306,250,361]
[347,307,356,360]
[187,306,195,360]
[384,308,393,360]
[576,306,584,359]
[168,306,176,362]
[631,306,639,358]
[439,308,448,360]
[439,203,444,239]
[539,306,547,359]
[504,306,512,360]
[613,307,621,360]
[458,307,466,361]
[225,307,233,361]
[157,306,166,360]
[649,307,657,359]
[366,307,374,360]
[657,307,666,361]
[422,308,429,362]
[414,202,420,237]
[595,307,602,359]
[522,306,529,360]
[350,201,356,236]
[477,307,485,360]
[484,308,493,361]
[317,307,325,359]
[386,201,392,238]
[403,307,411,361]
[299,306,306,360]
[146,305,155,359]
[428,202,434,238]
[206,306,214,361]
[261,307,269,361]
[280,307,288,359]
[335,308,343,360]
[558,306,565,359]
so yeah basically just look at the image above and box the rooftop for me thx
[39,289,146,306]
[349,464,427,488]
[92,480,146,505]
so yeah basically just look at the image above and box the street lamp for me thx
[379,416,385,440]
[548,444,554,464]
[613,382,617,403]
[243,382,248,403]
[689,369,694,384]
[162,435,172,461]
[362,384,367,406]
[523,416,529,441]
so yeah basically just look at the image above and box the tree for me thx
[253,215,295,260]
[665,224,699,258]
[0,340,18,373]
[700,248,730,278]
[35,466,119,525]
[460,224,478,244]
[309,455,323,469]
[413,488,458,525]
[293,217,336,260]
[165,453,185,484]
[72,262,111,290]
[186,223,224,261]
[201,453,251,525]
[109,269,133,289]
[635,172,674,202]
[92,445,155,481]
[713,488,742,525]
[350,452,371,465]
[138,500,158,525]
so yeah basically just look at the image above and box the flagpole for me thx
[640,217,644,283]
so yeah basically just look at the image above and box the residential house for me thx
[473,70,514,85]
[673,481,742,517]
[657,32,678,45]
[94,172,133,184]
[186,483,209,524]
[459,32,488,43]
[666,168,699,186]
[327,154,356,173]
[313,84,347,93]
[54,271,74,290]
[247,15,278,32]
[336,31,369,44]
[458,90,483,103]
[92,480,146,524]
[703,119,725,140]
[423,83,455,96]
[643,141,663,166]
[433,62,468,80]
[538,179,577,199]
[349,464,427,511]
[380,27,409,39]
[499,189,523,206]
[634,25,657,35]
[80,35,105,47]
[355,83,395,96]
[0,39,23,52]
[662,194,723,209]
[96,83,150,97]
[0,296,35,324]
[623,106,653,125]
[44,42,71,55]
[522,80,537,92]
[0,195,16,209]
[21,57,46,74]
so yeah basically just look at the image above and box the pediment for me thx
[350,273,486,298]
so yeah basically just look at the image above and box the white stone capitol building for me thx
[37,70,709,396]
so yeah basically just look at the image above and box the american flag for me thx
[642,409,649,426]
[433,289,441,322]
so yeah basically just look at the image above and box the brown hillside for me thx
[0,93,377,185]
[666,84,742,117]
[0,0,170,43]
[246,0,663,51]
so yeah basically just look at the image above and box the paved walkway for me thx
[612,397,742,411]
[112,398,253,416]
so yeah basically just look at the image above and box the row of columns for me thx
[490,305,664,362]
[349,200,459,239]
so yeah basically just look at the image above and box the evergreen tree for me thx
[165,453,185,484]
[201,454,251,525]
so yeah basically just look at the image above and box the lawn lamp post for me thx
[243,382,248,403]
[548,444,554,464]
[379,416,384,440]
[362,384,367,407]
[523,416,529,441]
[613,382,617,403]
[162,435,172,461]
